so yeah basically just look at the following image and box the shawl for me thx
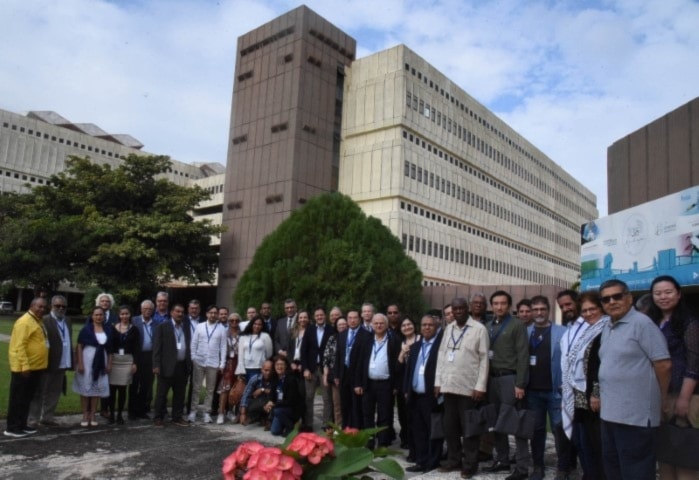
[78,323,111,382]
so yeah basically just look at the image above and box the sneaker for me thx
[216,414,224,425]
[203,413,212,424]
[22,427,37,435]
[186,412,197,423]
[4,430,29,438]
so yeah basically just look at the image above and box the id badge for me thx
[488,350,494,360]
[369,361,376,370]
[176,342,182,350]
[529,355,537,366]
[447,351,455,362]
[119,348,125,356]
[277,391,283,401]
[418,365,426,375]
[46,339,50,348]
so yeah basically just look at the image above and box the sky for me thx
[2,0,698,216]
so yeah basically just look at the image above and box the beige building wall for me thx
[607,97,699,214]
[217,6,357,304]
[340,46,598,288]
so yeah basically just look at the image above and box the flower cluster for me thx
[287,432,335,464]
[223,442,303,480]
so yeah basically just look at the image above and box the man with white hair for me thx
[131,299,159,419]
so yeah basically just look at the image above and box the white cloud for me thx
[1,0,698,215]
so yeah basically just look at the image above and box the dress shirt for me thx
[368,336,390,380]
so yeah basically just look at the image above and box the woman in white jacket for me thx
[235,316,273,382]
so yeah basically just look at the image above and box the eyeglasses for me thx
[53,305,67,309]
[600,292,626,304]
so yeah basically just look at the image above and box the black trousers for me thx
[362,379,393,447]
[410,393,443,469]
[339,374,363,429]
[153,361,188,421]
[130,350,154,416]
[6,370,43,432]
[443,393,480,471]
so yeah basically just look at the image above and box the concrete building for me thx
[218,6,597,304]
[607,96,699,214]
[217,6,357,303]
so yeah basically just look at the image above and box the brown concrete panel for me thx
[668,105,692,194]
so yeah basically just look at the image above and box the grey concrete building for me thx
[607,96,699,214]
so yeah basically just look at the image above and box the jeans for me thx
[528,389,566,471]
[271,406,295,436]
[601,420,656,480]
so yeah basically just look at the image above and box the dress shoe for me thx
[461,468,478,479]
[40,420,60,427]
[438,463,461,472]
[529,466,544,480]
[406,455,416,462]
[406,465,426,473]
[485,461,511,473]
[505,471,529,480]
[172,418,190,427]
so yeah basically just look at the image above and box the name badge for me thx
[277,391,283,401]
[46,339,51,348]
[488,350,494,360]
[369,361,376,370]
[529,355,537,366]
[119,348,125,356]
[447,351,455,362]
[418,365,425,375]
[176,342,182,350]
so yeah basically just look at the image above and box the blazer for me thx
[527,323,566,391]
[43,313,73,371]
[300,324,334,373]
[333,326,372,383]
[274,314,297,356]
[403,330,443,401]
[132,315,161,352]
[153,320,192,378]
[354,333,401,390]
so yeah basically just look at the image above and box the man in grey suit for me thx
[130,300,159,419]
[152,304,192,427]
[28,295,72,427]
[274,298,298,358]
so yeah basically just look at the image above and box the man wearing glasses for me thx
[28,295,72,428]
[598,279,671,480]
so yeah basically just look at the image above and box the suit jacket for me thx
[132,315,161,352]
[153,320,192,378]
[404,331,443,403]
[274,314,297,355]
[300,324,334,373]
[333,326,372,383]
[262,316,276,338]
[43,313,73,371]
[354,333,401,390]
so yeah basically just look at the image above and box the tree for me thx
[0,154,224,302]
[234,192,425,318]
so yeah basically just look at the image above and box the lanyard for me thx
[144,322,153,341]
[448,324,468,350]
[421,340,433,365]
[530,326,550,350]
[249,335,259,351]
[567,322,584,354]
[206,322,218,344]
[56,319,67,342]
[489,316,511,346]
[373,337,388,359]
[174,324,183,344]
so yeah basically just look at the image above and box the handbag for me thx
[655,416,699,469]
[494,402,536,439]
[228,375,247,406]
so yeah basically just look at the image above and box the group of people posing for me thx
[5,277,698,480]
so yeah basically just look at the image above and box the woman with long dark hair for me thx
[108,305,140,425]
[648,275,699,480]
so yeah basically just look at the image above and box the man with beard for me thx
[527,296,566,480]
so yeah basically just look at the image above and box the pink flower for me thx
[287,432,334,464]
[342,427,359,434]
[222,441,265,478]
[248,447,283,472]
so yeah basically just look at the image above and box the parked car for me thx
[0,301,13,314]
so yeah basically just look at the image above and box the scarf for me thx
[561,316,608,439]
[78,323,111,382]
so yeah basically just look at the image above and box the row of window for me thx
[0,168,50,186]
[403,61,595,213]
[399,200,578,272]
[401,232,565,286]
[401,129,581,237]
[1,121,193,178]
[240,26,295,57]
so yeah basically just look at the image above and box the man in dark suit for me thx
[354,313,401,448]
[152,303,192,427]
[404,314,444,472]
[274,298,297,357]
[131,299,159,419]
[301,306,334,430]
[260,302,275,337]
[28,295,73,427]
[334,310,371,428]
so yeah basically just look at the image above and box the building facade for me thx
[217,6,357,304]
[607,97,699,214]
[341,46,597,288]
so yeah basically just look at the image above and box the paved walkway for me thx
[0,394,567,479]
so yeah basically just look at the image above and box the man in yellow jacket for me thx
[5,297,49,438]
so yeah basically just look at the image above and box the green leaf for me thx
[307,447,374,480]
[280,421,301,449]
[370,458,405,479]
